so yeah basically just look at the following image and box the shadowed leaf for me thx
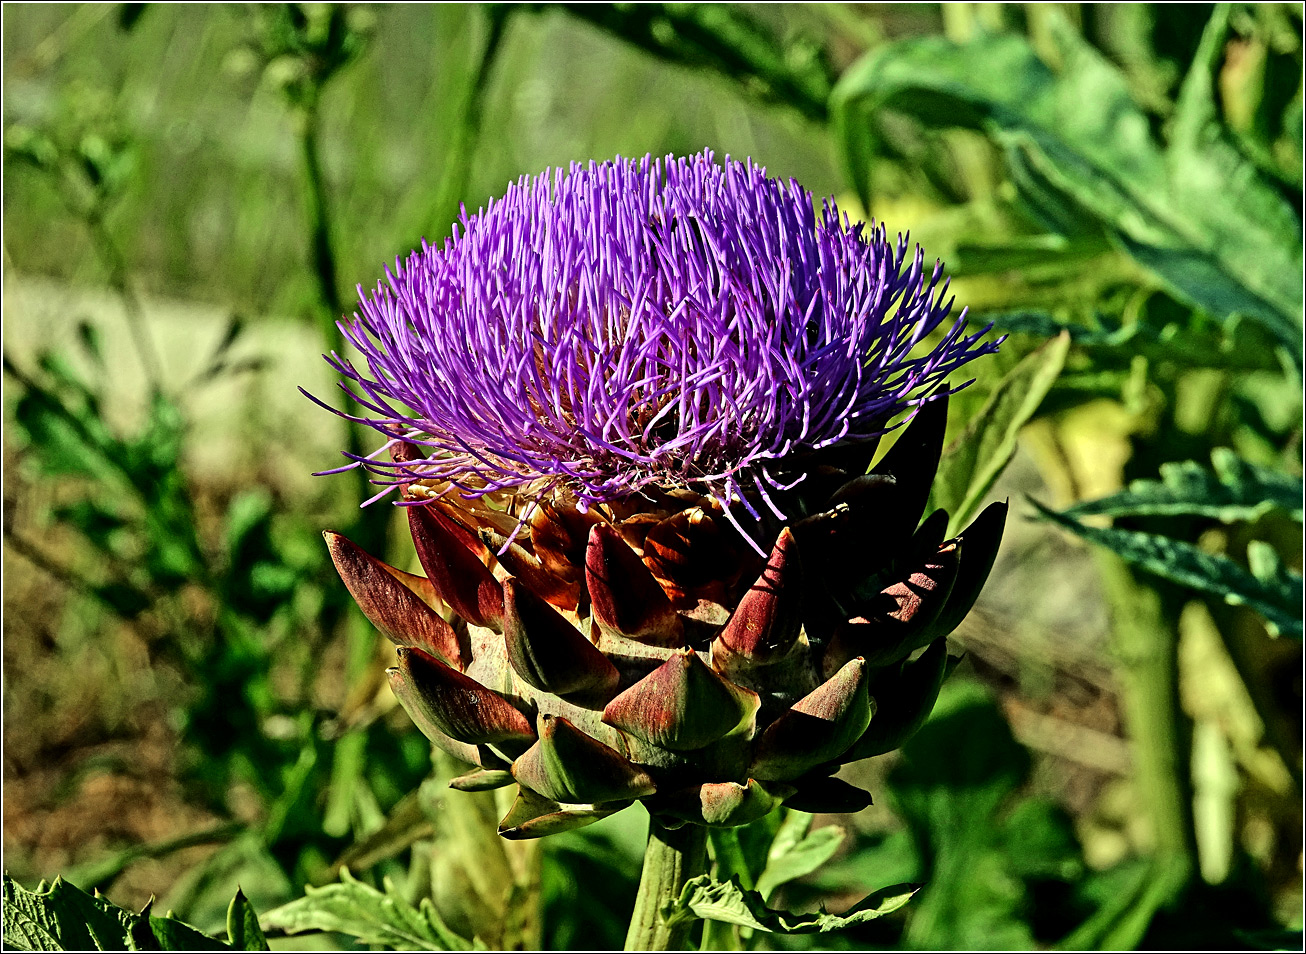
[931,333,1069,536]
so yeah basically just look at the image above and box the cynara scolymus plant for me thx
[312,152,1005,949]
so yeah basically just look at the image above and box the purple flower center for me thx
[310,151,997,535]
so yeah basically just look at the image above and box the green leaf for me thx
[1164,6,1302,342]
[802,827,922,897]
[85,582,150,619]
[830,10,1303,357]
[541,813,645,951]
[143,905,226,952]
[1,874,226,951]
[989,308,1286,373]
[931,332,1069,535]
[260,868,468,951]
[754,823,846,900]
[224,891,268,952]
[1032,500,1303,639]
[62,823,243,897]
[52,500,129,555]
[154,835,293,944]
[1001,799,1083,883]
[75,320,106,368]
[330,786,435,875]
[1233,927,1306,952]
[1054,859,1179,951]
[1063,448,1303,523]
[220,490,300,622]
[557,4,834,122]
[888,681,1039,949]
[11,385,106,480]
[665,876,919,935]
[194,315,248,383]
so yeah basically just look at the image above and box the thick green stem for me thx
[625,818,708,952]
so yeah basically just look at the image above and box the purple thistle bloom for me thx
[311,151,998,544]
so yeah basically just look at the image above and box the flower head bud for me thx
[316,152,1004,836]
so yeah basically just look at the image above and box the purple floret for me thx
[311,151,998,537]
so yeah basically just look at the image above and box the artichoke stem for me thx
[624,817,708,951]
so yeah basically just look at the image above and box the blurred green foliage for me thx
[3,3,1301,951]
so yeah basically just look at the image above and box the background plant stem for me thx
[1095,551,1198,902]
[297,95,386,558]
[625,818,708,952]
[87,212,163,397]
[417,6,511,243]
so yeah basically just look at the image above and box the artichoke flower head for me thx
[312,152,1006,838]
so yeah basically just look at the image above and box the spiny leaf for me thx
[1063,448,1303,523]
[1032,500,1303,639]
[1,874,226,951]
[931,332,1069,536]
[259,868,468,951]
[665,875,919,935]
[144,905,227,952]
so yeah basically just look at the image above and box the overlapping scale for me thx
[329,402,1005,839]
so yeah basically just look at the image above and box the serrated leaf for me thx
[260,868,468,951]
[1063,449,1303,523]
[666,876,918,935]
[932,332,1069,535]
[1,874,226,951]
[755,824,846,900]
[224,891,268,952]
[143,905,226,952]
[1033,500,1303,639]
